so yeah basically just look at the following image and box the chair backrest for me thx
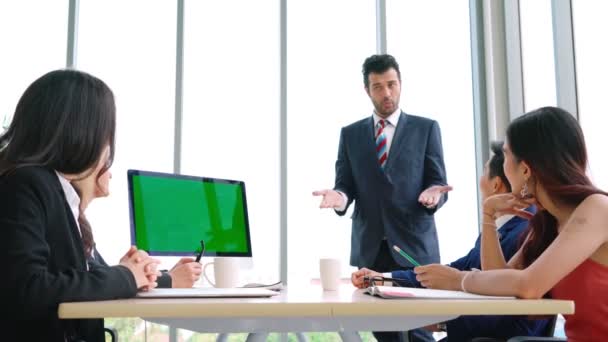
[104,327,117,342]
[543,315,558,337]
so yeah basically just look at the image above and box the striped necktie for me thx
[376,119,388,170]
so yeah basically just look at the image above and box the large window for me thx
[572,1,608,189]
[0,2,67,133]
[77,0,176,266]
[386,0,477,263]
[287,0,376,282]
[181,0,280,283]
[520,0,557,111]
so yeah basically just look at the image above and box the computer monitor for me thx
[127,169,253,257]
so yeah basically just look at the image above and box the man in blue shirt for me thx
[352,141,549,341]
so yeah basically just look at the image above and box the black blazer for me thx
[334,112,448,268]
[0,166,138,342]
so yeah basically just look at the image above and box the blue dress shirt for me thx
[391,211,550,341]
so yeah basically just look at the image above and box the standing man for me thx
[314,53,451,272]
[313,54,451,341]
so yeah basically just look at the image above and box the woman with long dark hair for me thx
[0,69,160,341]
[414,107,608,340]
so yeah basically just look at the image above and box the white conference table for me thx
[59,284,574,342]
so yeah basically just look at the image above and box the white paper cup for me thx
[319,258,341,291]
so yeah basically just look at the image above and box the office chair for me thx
[506,314,566,342]
[104,326,118,342]
[507,338,566,342]
[470,315,566,342]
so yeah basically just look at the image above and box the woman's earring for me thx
[520,180,529,199]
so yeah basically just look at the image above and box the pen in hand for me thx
[195,240,205,263]
[393,245,421,267]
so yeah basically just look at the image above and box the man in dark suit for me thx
[314,54,451,342]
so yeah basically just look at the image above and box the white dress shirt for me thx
[56,172,96,264]
[494,214,514,231]
[372,108,401,158]
[55,171,81,235]
[336,108,402,212]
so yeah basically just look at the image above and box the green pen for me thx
[393,245,421,267]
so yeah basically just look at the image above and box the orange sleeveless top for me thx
[551,258,608,341]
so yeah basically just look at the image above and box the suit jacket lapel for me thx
[385,112,410,172]
[363,116,377,163]
[52,174,88,269]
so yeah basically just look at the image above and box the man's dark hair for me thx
[362,54,401,88]
[488,141,511,192]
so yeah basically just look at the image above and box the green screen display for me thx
[128,170,251,256]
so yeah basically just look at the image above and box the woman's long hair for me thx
[508,107,607,267]
[0,69,116,255]
[0,69,115,176]
[72,185,96,256]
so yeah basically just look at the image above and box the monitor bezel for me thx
[127,169,253,257]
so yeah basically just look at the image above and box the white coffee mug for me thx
[319,258,341,291]
[202,257,240,288]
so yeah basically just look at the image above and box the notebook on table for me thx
[136,287,279,298]
[365,285,514,300]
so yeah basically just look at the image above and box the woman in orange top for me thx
[414,106,608,341]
